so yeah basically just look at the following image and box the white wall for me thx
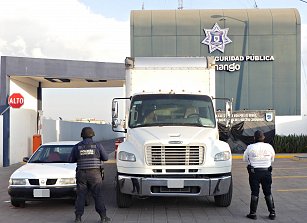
[42,118,120,143]
[10,109,37,163]
[7,114,120,165]
[41,118,57,143]
[275,67,307,135]
[58,121,118,142]
[276,116,307,136]
[10,79,38,110]
[0,116,3,167]
[9,79,38,164]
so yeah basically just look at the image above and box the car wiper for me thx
[132,123,163,128]
[183,123,205,127]
[46,161,67,163]
[202,124,215,128]
[133,123,207,127]
[29,160,45,163]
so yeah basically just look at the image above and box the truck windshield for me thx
[128,94,216,128]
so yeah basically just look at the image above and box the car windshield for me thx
[28,145,75,163]
[128,94,216,128]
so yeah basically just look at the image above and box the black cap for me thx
[254,130,265,142]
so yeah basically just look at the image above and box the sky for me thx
[0,0,306,122]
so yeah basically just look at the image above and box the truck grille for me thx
[145,146,204,166]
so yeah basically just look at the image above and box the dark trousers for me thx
[75,169,106,217]
[249,169,272,196]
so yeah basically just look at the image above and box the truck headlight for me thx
[59,178,76,185]
[214,151,231,161]
[9,179,26,185]
[118,151,136,162]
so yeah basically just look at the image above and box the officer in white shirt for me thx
[243,130,276,220]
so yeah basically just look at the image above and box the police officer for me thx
[70,127,110,223]
[243,130,276,220]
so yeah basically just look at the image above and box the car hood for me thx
[10,163,77,179]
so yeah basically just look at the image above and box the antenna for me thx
[253,0,258,8]
[178,0,183,10]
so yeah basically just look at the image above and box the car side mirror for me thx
[23,157,29,162]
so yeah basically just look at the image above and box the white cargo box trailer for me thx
[125,57,215,97]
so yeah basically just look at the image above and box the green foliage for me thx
[273,134,307,153]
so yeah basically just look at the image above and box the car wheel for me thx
[11,198,25,208]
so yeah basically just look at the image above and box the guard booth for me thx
[0,56,125,167]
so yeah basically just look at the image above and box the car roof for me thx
[41,141,80,146]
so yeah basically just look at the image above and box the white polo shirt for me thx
[243,142,275,168]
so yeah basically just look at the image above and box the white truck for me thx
[112,57,232,208]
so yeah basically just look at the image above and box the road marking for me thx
[275,160,307,163]
[273,176,307,179]
[275,167,307,170]
[276,188,307,192]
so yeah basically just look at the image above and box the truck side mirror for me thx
[111,97,130,133]
[225,100,233,127]
[112,100,119,118]
[112,118,120,128]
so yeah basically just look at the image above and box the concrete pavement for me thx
[1,140,307,223]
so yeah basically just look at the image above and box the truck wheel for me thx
[116,181,133,208]
[214,179,233,207]
[11,198,25,208]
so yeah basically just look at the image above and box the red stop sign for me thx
[8,93,24,108]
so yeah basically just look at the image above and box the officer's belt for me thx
[253,167,269,171]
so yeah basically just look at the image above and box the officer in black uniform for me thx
[70,127,110,223]
[243,130,276,220]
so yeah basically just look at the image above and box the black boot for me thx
[265,195,276,220]
[246,195,258,220]
[100,215,111,223]
[74,215,82,223]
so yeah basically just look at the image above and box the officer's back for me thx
[70,127,110,223]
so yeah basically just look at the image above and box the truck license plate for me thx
[167,179,184,188]
[33,189,50,197]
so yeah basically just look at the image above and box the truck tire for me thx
[11,198,25,208]
[116,181,133,208]
[214,179,233,207]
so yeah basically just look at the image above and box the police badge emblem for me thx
[202,23,232,53]
[265,112,273,122]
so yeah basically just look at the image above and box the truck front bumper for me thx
[117,174,231,196]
